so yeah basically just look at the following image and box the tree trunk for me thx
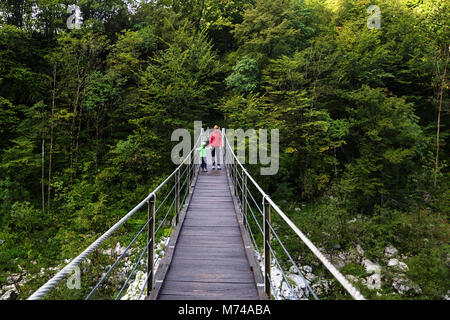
[70,59,82,180]
[48,63,57,214]
[41,139,45,214]
[74,103,83,177]
[435,48,448,187]
[95,118,99,172]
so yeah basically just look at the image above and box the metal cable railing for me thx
[28,131,204,300]
[223,130,366,300]
[136,215,177,300]
[237,181,311,300]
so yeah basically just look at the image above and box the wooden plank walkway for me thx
[155,167,260,300]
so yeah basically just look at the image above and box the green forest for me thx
[0,0,448,300]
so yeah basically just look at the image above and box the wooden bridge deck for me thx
[151,167,263,300]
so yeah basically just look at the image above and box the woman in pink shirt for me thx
[209,125,223,170]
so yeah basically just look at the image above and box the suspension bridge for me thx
[27,128,365,301]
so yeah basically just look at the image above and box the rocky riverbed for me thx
[252,243,429,300]
[0,237,168,300]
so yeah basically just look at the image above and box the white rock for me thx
[17,279,26,287]
[121,271,147,300]
[280,282,294,299]
[303,265,313,274]
[6,274,22,284]
[289,265,298,274]
[362,259,381,274]
[2,284,16,292]
[346,249,361,264]
[270,266,283,289]
[324,253,346,269]
[295,208,301,211]
[0,289,17,300]
[387,258,408,272]
[102,248,113,256]
[288,274,309,289]
[346,275,358,283]
[387,258,399,267]
[311,280,329,296]
[114,242,127,256]
[356,245,364,256]
[366,273,381,290]
[333,256,346,269]
[392,277,421,295]
[305,273,316,282]
[385,245,398,258]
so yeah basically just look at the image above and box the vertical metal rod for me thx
[187,163,191,191]
[242,174,247,227]
[264,197,271,298]
[222,128,226,162]
[147,194,155,296]
[233,158,238,196]
[175,170,180,225]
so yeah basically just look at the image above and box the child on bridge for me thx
[196,141,210,172]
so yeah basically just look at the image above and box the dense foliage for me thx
[0,0,448,299]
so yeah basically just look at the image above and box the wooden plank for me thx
[169,258,251,271]
[172,246,247,260]
[168,263,253,276]
[190,198,233,202]
[181,226,242,237]
[187,204,235,208]
[187,206,236,211]
[182,221,239,227]
[177,234,244,243]
[193,186,230,190]
[183,215,238,221]
[159,280,258,298]
[158,294,256,300]
[175,236,244,248]
[165,268,255,284]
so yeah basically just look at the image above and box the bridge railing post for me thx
[147,194,155,296]
[222,128,226,163]
[175,170,180,225]
[242,174,247,226]
[233,157,238,196]
[187,162,191,191]
[263,196,271,298]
